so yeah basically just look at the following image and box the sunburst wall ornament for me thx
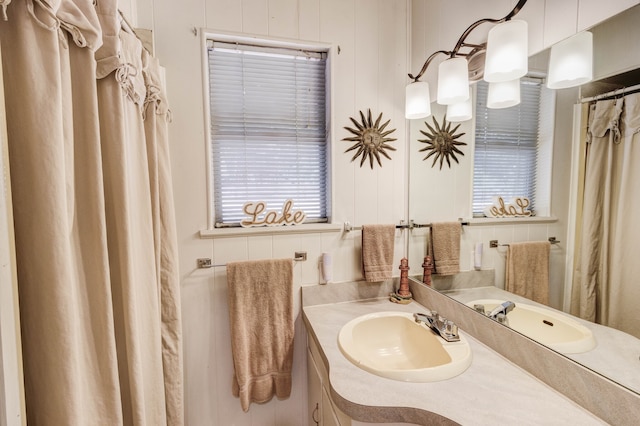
[343,109,397,169]
[418,115,467,170]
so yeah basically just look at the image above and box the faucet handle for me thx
[443,319,459,339]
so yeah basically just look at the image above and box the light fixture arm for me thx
[409,0,528,82]
[408,50,450,82]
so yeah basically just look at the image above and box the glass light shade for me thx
[446,95,472,122]
[487,79,520,109]
[484,20,528,83]
[405,81,431,119]
[437,57,470,105]
[547,31,593,89]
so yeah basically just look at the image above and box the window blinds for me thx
[207,41,328,226]
[473,77,543,216]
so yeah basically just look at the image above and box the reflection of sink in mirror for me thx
[467,299,596,354]
[338,311,472,382]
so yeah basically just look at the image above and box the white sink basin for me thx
[337,311,472,382]
[467,299,597,354]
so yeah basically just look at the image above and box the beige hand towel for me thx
[506,242,550,304]
[430,222,461,275]
[226,258,294,412]
[362,224,396,282]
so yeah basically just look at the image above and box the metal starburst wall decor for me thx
[418,115,467,169]
[343,109,397,169]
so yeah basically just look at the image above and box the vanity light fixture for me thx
[547,31,593,89]
[406,1,595,120]
[446,92,473,122]
[405,81,431,119]
[486,79,521,109]
[483,19,529,83]
[406,0,529,120]
[437,57,471,105]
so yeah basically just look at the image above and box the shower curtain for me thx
[0,0,183,424]
[571,92,640,339]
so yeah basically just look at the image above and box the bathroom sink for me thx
[467,299,596,354]
[337,311,472,382]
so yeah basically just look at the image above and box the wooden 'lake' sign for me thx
[483,196,532,218]
[241,200,306,227]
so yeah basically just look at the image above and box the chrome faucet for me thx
[474,301,516,326]
[488,301,516,318]
[414,311,460,342]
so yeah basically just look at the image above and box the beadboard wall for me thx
[135,1,409,424]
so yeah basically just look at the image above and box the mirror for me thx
[408,4,640,396]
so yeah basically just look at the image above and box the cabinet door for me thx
[321,387,341,426]
[307,349,322,426]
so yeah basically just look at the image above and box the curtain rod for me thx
[118,10,153,54]
[580,82,640,103]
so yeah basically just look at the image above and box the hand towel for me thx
[226,258,294,412]
[506,242,550,304]
[361,224,396,282]
[430,222,461,275]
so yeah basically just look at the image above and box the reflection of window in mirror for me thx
[472,77,555,217]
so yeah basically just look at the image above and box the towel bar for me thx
[196,251,307,269]
[343,219,469,232]
[343,221,408,232]
[489,237,560,248]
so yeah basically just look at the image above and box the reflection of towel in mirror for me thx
[506,242,550,304]
[362,224,396,282]
[430,222,460,275]
[226,258,294,412]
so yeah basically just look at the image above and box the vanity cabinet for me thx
[307,336,347,426]
[307,334,419,426]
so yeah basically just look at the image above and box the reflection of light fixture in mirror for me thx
[547,31,593,89]
[405,81,431,119]
[484,20,528,82]
[406,0,528,119]
[447,94,473,122]
[487,79,520,109]
[437,57,470,105]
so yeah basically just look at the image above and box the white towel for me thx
[226,259,294,411]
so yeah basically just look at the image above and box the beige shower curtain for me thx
[571,92,640,339]
[0,0,183,424]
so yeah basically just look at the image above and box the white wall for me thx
[135,0,408,424]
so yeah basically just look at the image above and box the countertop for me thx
[443,285,640,395]
[302,296,606,425]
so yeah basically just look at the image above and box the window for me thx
[207,39,329,227]
[472,77,554,217]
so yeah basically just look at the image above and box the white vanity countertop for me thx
[303,297,606,426]
[443,286,640,395]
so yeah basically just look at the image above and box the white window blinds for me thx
[207,40,329,226]
[473,77,543,216]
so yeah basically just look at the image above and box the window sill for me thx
[466,216,558,226]
[199,223,344,238]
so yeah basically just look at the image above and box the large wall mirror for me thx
[408,4,640,397]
